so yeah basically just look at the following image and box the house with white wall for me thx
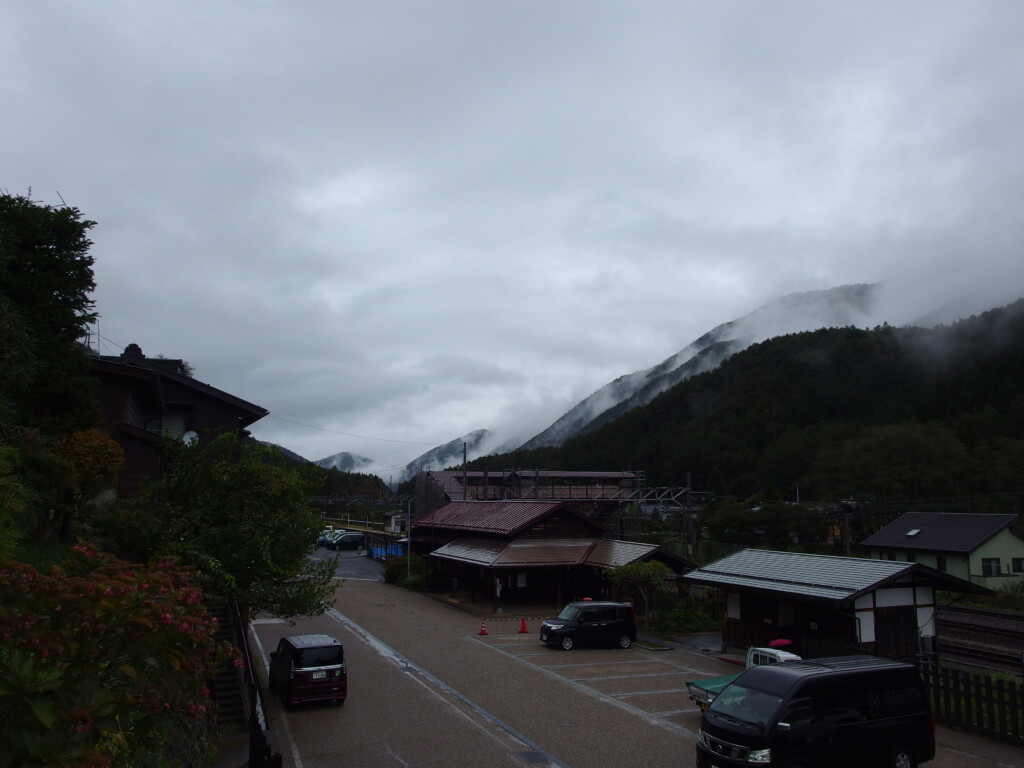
[862,512,1023,591]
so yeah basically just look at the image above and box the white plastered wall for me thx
[854,584,935,643]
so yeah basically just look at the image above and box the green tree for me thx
[606,560,672,624]
[117,434,336,619]
[0,193,99,435]
[807,422,971,502]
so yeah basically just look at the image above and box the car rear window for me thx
[295,645,344,668]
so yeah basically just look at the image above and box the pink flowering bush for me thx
[0,543,234,768]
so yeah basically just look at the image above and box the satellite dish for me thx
[181,430,199,445]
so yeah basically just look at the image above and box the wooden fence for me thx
[920,664,1023,745]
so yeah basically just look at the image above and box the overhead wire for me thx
[88,326,437,449]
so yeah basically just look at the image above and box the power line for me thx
[265,415,435,446]
[88,326,435,448]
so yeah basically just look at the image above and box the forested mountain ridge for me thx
[470,298,1024,505]
[521,283,878,449]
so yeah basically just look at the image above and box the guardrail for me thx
[228,600,282,768]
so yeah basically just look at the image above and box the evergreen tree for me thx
[0,193,99,434]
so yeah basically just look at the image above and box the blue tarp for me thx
[370,544,404,560]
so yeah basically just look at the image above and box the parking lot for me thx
[239,550,1023,768]
[472,628,732,736]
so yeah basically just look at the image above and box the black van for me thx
[268,634,347,707]
[540,600,636,650]
[696,656,934,768]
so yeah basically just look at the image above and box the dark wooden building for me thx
[412,499,694,608]
[90,343,268,497]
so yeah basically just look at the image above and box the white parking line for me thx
[325,608,572,768]
[472,636,700,737]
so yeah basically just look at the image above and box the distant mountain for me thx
[521,284,878,449]
[473,298,1024,500]
[400,429,499,480]
[259,441,311,463]
[315,452,375,472]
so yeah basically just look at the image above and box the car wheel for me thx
[892,748,915,768]
[618,635,632,649]
[560,636,574,651]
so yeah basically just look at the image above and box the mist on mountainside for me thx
[467,298,1024,502]
[317,283,1024,487]
[315,451,375,473]
[521,284,879,449]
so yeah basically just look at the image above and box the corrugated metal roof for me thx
[683,549,915,602]
[413,500,564,535]
[429,538,507,566]
[493,539,597,567]
[585,540,658,568]
[428,537,657,568]
[512,470,638,480]
[861,512,1019,553]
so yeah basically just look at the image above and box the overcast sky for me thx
[5,2,1024,475]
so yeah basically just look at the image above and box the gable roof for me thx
[861,513,1020,553]
[683,548,990,602]
[412,500,603,536]
[92,352,267,427]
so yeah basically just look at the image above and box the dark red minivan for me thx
[268,634,347,707]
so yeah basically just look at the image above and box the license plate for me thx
[312,670,326,679]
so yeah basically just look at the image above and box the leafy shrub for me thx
[649,606,720,635]
[382,554,422,588]
[0,542,233,768]
[399,574,423,592]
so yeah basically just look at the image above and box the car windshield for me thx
[556,605,582,621]
[295,645,344,668]
[708,683,783,727]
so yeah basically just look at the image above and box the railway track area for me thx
[935,605,1024,675]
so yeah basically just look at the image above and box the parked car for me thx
[320,530,347,547]
[268,634,347,708]
[686,646,801,711]
[316,528,338,546]
[539,600,636,650]
[327,532,364,551]
[696,655,935,768]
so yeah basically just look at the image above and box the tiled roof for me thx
[861,512,1019,553]
[412,501,564,536]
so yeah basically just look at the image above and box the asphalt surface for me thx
[229,549,1023,768]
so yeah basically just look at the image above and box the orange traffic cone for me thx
[478,619,488,636]
[518,616,528,634]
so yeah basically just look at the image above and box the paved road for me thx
[250,552,1023,768]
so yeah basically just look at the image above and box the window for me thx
[936,556,947,572]
[906,552,915,563]
[1013,558,1024,574]
[981,558,1001,577]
